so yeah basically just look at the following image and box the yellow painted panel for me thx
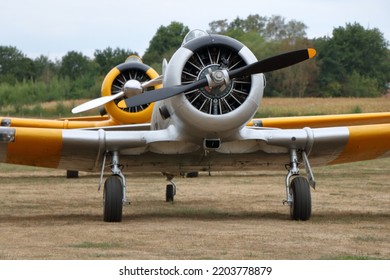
[249,113,390,129]
[331,124,390,164]
[1,116,118,129]
[6,128,63,168]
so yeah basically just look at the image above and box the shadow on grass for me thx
[1,209,389,224]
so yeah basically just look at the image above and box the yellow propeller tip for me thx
[308,48,316,59]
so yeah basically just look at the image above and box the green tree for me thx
[33,55,56,84]
[0,46,35,84]
[264,38,319,97]
[264,15,287,41]
[210,14,306,45]
[142,21,190,70]
[285,20,307,44]
[343,71,381,97]
[59,51,92,80]
[208,19,229,34]
[314,22,390,96]
[94,47,135,74]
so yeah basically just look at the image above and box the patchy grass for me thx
[70,242,121,249]
[0,158,389,260]
[321,254,386,260]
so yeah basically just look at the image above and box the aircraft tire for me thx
[186,172,199,178]
[289,176,311,221]
[166,184,175,202]
[103,175,123,222]
[66,170,79,178]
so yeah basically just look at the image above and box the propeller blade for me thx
[228,48,316,79]
[141,75,163,88]
[72,75,163,113]
[124,48,316,108]
[125,79,208,108]
[71,91,124,114]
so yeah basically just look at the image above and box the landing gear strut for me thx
[102,151,126,222]
[284,149,314,221]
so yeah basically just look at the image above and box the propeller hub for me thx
[199,65,232,99]
[123,80,142,98]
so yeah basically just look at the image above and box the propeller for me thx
[71,75,163,114]
[125,48,316,108]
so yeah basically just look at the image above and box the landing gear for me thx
[166,183,176,202]
[101,151,126,223]
[284,149,314,221]
[163,173,176,202]
[66,170,79,178]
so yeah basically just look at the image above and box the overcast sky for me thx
[1,0,389,60]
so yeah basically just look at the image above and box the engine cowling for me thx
[101,56,161,124]
[162,33,265,139]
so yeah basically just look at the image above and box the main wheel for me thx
[186,172,199,178]
[166,184,176,202]
[103,176,123,222]
[289,176,311,221]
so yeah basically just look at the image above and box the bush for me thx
[343,71,381,97]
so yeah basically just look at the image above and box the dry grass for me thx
[0,158,389,260]
[258,97,390,117]
[6,97,390,119]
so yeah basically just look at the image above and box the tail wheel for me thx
[166,184,176,202]
[289,177,311,221]
[66,170,79,179]
[103,175,123,222]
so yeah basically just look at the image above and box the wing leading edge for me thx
[1,123,390,173]
[248,112,390,129]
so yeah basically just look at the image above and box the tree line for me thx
[1,15,389,116]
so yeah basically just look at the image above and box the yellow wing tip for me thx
[308,48,316,59]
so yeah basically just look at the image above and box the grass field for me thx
[257,97,390,117]
[2,96,390,118]
[0,158,389,260]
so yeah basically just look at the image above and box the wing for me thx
[0,125,194,171]
[0,116,118,129]
[248,112,390,129]
[1,122,390,173]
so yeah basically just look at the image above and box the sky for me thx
[0,0,389,60]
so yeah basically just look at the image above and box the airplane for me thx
[0,54,164,178]
[1,30,390,222]
[0,54,163,130]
